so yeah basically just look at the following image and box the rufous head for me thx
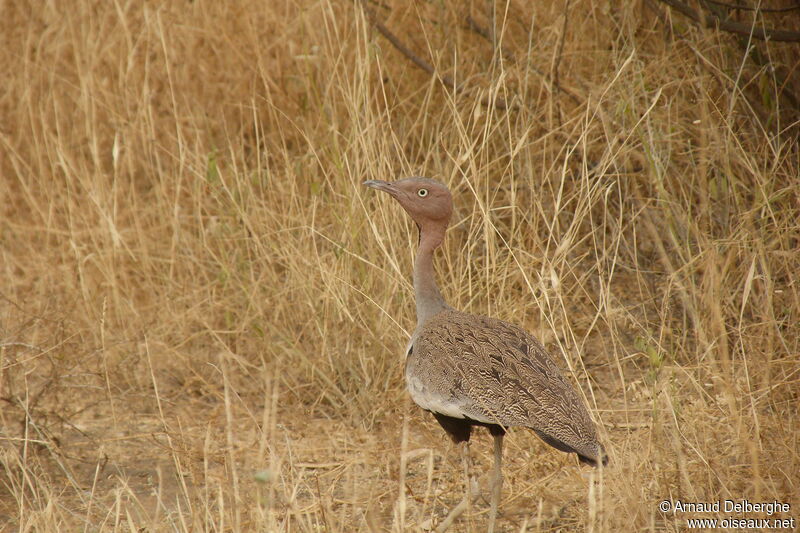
[363,177,453,231]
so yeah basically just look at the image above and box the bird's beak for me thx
[363,180,398,196]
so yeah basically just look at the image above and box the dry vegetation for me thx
[1,0,799,531]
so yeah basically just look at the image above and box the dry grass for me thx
[1,0,799,531]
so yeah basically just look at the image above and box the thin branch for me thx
[364,0,392,11]
[358,1,511,109]
[702,0,800,13]
[552,0,572,91]
[648,0,800,111]
[465,15,583,104]
[645,0,683,39]
[361,4,457,88]
[466,15,513,62]
[657,0,800,42]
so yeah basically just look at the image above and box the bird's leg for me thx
[435,441,480,533]
[487,433,504,533]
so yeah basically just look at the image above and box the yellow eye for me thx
[418,188,428,197]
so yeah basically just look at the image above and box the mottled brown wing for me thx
[408,309,602,462]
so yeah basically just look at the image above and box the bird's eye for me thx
[418,188,428,197]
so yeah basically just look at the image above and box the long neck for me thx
[413,225,448,326]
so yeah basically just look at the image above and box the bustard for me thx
[364,177,606,532]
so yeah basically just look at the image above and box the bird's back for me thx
[406,309,605,465]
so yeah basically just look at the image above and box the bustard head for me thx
[363,177,453,232]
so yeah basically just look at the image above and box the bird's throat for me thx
[413,227,448,326]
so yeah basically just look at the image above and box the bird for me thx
[363,177,607,532]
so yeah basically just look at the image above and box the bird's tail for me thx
[534,429,608,467]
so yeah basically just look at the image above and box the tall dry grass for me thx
[1,0,798,531]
